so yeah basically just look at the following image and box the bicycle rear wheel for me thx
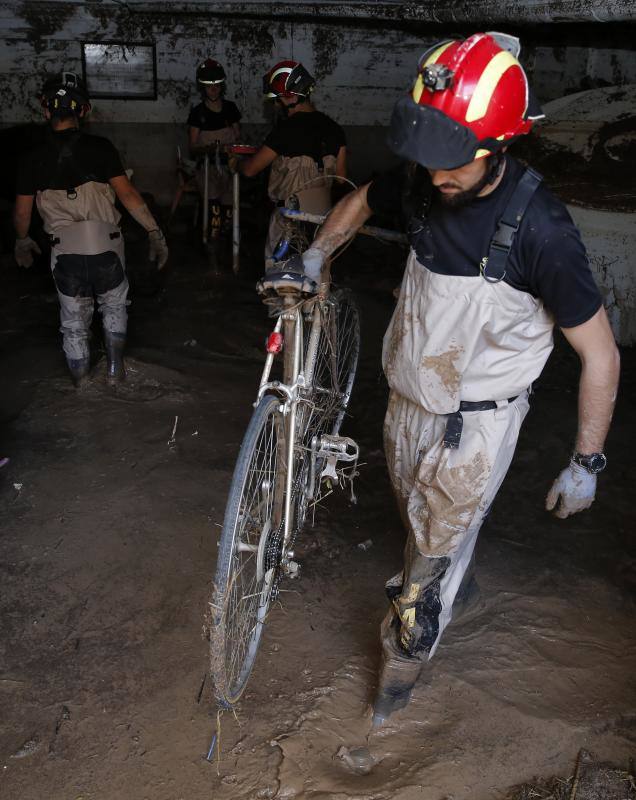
[210,394,285,706]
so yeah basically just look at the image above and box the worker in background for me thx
[14,72,168,386]
[264,33,620,726]
[240,60,347,267]
[187,58,241,242]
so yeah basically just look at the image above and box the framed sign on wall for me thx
[81,42,157,100]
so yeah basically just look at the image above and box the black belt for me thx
[443,396,519,449]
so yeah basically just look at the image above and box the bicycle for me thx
[209,239,361,707]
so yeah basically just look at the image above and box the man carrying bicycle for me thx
[240,60,347,267]
[269,33,620,726]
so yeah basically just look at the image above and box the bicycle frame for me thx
[256,291,324,554]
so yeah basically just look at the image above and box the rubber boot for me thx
[104,331,126,384]
[67,356,90,388]
[372,647,424,727]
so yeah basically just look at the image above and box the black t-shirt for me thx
[16,129,125,194]
[264,111,346,161]
[187,100,241,131]
[366,156,602,328]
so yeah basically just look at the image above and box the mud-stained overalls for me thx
[265,153,337,261]
[37,134,128,363]
[381,169,551,662]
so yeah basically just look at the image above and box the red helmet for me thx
[196,58,226,86]
[389,32,544,170]
[263,60,315,99]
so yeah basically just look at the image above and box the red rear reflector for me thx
[266,332,284,353]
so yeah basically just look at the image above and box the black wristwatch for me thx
[572,452,607,474]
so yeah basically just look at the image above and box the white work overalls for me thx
[382,243,555,660]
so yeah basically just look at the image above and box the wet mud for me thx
[0,232,635,799]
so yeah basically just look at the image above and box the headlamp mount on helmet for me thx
[422,64,454,92]
[41,71,91,116]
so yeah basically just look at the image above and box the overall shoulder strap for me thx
[482,166,543,283]
[403,163,432,237]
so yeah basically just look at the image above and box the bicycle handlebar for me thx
[228,144,258,155]
[279,207,407,245]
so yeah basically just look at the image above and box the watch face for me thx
[576,452,607,473]
[589,453,607,473]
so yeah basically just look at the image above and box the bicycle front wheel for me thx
[210,394,285,706]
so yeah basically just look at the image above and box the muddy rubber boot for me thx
[104,331,126,384]
[372,649,424,727]
[67,357,91,388]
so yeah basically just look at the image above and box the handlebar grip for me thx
[228,144,258,155]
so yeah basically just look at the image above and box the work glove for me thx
[301,246,327,283]
[14,236,42,269]
[545,460,597,519]
[148,229,169,270]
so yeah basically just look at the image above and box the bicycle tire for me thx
[210,394,285,706]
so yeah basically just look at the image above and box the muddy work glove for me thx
[546,460,597,519]
[148,229,169,270]
[301,247,327,283]
[14,236,42,269]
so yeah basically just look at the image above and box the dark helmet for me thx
[196,58,226,86]
[41,72,91,116]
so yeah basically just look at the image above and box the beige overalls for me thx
[265,154,336,261]
[382,249,554,660]
[38,181,128,361]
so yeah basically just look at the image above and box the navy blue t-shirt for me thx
[17,129,125,194]
[187,100,241,131]
[264,111,346,162]
[366,156,602,329]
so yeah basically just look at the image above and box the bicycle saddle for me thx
[257,268,317,297]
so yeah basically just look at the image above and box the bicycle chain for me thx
[264,466,305,600]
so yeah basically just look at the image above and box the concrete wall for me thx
[1,3,634,190]
[1,1,635,341]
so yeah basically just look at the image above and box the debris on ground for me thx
[503,750,636,800]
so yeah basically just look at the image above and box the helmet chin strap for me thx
[278,94,306,112]
[485,150,505,185]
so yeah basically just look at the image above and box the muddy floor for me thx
[0,228,635,800]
